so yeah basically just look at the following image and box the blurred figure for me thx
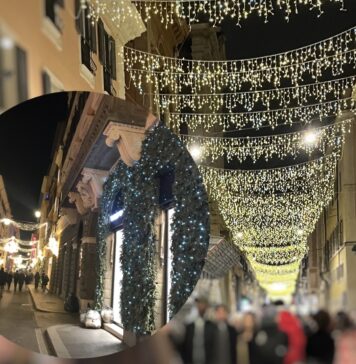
[6,270,13,291]
[277,310,306,364]
[18,270,26,292]
[34,271,40,290]
[180,297,217,364]
[236,312,258,364]
[333,311,356,364]
[214,304,237,364]
[41,272,49,292]
[13,270,19,291]
[253,305,289,364]
[306,310,335,364]
[0,267,6,298]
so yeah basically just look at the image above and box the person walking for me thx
[333,311,356,364]
[214,304,237,364]
[180,296,218,364]
[306,310,335,364]
[18,270,25,292]
[41,272,49,292]
[6,270,13,291]
[34,271,40,290]
[13,270,19,292]
[0,267,7,298]
[236,312,259,364]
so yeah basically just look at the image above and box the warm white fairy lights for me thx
[0,218,46,231]
[170,99,355,131]
[180,119,352,162]
[199,151,341,195]
[124,27,355,93]
[156,76,355,113]
[86,0,346,27]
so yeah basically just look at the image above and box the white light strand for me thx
[181,119,352,162]
[87,0,347,27]
[156,76,355,113]
[170,99,355,131]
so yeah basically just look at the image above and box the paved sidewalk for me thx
[27,285,67,313]
[47,324,126,358]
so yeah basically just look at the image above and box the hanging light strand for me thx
[182,119,352,162]
[170,99,355,131]
[156,76,355,113]
[87,0,347,27]
[124,27,355,93]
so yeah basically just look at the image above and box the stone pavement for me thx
[46,324,126,358]
[27,285,126,358]
[27,285,67,313]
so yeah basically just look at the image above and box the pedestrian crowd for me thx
[167,297,356,364]
[0,267,49,297]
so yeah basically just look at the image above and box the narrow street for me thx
[0,286,78,354]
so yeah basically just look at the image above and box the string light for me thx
[199,151,340,195]
[156,76,355,113]
[0,237,39,246]
[124,27,355,93]
[180,119,352,162]
[170,99,354,131]
[86,0,346,27]
[0,218,46,231]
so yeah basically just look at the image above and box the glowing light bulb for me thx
[303,130,318,144]
[2,218,11,226]
[236,232,243,239]
[189,145,203,160]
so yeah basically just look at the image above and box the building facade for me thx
[303,88,356,314]
[0,0,145,113]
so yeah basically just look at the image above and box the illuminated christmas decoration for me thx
[170,98,354,131]
[96,122,209,335]
[0,218,46,231]
[156,76,355,113]
[86,0,346,27]
[180,119,352,162]
[4,237,19,254]
[124,27,355,93]
[0,237,39,246]
[47,236,59,257]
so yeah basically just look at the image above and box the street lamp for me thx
[34,211,41,219]
[303,130,318,145]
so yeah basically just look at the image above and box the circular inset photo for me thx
[0,92,210,358]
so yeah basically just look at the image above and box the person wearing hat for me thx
[179,296,218,364]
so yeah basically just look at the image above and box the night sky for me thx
[0,2,355,225]
[0,93,68,224]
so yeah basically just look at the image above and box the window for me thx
[97,19,117,95]
[0,36,28,112]
[42,69,63,94]
[112,229,124,325]
[45,0,64,31]
[75,0,97,75]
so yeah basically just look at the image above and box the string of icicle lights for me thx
[124,27,355,93]
[156,76,355,113]
[0,238,39,246]
[170,99,354,131]
[0,218,46,231]
[86,0,347,27]
[180,118,352,162]
[200,143,342,295]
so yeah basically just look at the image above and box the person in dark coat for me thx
[41,273,49,292]
[179,296,218,364]
[34,272,40,290]
[214,304,238,364]
[306,310,335,364]
[13,270,19,291]
[0,268,7,297]
[6,271,13,291]
[253,305,289,364]
[18,271,25,292]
